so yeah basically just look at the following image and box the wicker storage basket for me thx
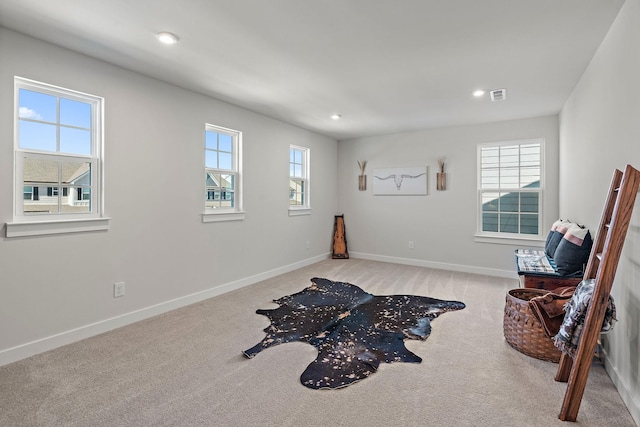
[503,288,562,363]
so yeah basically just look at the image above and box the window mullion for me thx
[57,161,62,214]
[56,96,61,153]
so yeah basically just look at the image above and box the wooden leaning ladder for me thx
[555,164,640,421]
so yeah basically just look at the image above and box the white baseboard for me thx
[0,253,330,367]
[349,251,518,279]
[602,349,640,425]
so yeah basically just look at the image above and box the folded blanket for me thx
[515,249,557,274]
[553,279,617,357]
[528,286,576,337]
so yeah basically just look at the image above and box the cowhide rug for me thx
[243,277,465,389]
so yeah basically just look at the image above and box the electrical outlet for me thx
[306,241,311,249]
[408,241,415,249]
[114,282,125,298]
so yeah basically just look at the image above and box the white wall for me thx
[559,0,640,422]
[337,115,559,276]
[0,28,338,365]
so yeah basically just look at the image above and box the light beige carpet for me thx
[0,259,635,426]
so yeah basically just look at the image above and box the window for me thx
[478,139,543,239]
[8,77,107,237]
[289,145,310,215]
[203,124,244,222]
[23,186,35,200]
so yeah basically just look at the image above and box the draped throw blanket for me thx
[553,279,616,357]
[528,286,576,337]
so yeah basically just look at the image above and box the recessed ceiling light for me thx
[472,89,485,97]
[331,114,342,120]
[156,32,179,45]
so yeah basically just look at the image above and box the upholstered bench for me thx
[516,219,592,291]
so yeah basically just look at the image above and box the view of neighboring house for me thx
[481,181,541,235]
[205,172,234,209]
[22,157,91,214]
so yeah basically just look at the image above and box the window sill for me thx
[202,210,246,223]
[474,233,545,247]
[288,208,311,217]
[6,217,111,238]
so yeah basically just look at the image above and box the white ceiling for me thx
[0,0,625,140]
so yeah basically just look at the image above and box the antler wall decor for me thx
[357,160,367,191]
[437,159,446,191]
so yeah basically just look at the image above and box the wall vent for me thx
[490,88,507,101]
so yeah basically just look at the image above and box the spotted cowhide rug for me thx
[243,277,465,389]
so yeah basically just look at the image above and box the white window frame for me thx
[289,145,311,216]
[203,123,244,223]
[7,77,109,238]
[476,138,544,244]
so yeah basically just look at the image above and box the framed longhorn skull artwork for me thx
[372,166,427,195]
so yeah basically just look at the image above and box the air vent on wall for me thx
[490,88,507,101]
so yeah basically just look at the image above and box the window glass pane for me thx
[206,190,219,208]
[499,168,519,187]
[19,89,56,122]
[23,158,58,214]
[500,192,519,212]
[500,146,519,167]
[206,171,218,186]
[482,153,500,170]
[499,213,518,233]
[59,160,92,214]
[520,144,540,166]
[205,172,235,208]
[482,213,498,232]
[24,157,58,187]
[294,164,303,178]
[62,160,91,185]
[19,120,57,151]
[481,147,499,167]
[520,192,539,213]
[520,214,539,235]
[65,187,90,213]
[482,192,499,212]
[219,152,232,170]
[289,179,304,205]
[23,186,33,200]
[290,149,295,163]
[205,131,218,150]
[60,127,91,155]
[205,151,218,168]
[481,169,499,188]
[60,98,91,128]
[220,173,235,191]
[219,134,232,152]
[520,167,540,188]
[294,150,302,163]
[22,188,52,214]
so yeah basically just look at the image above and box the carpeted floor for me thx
[0,259,635,426]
